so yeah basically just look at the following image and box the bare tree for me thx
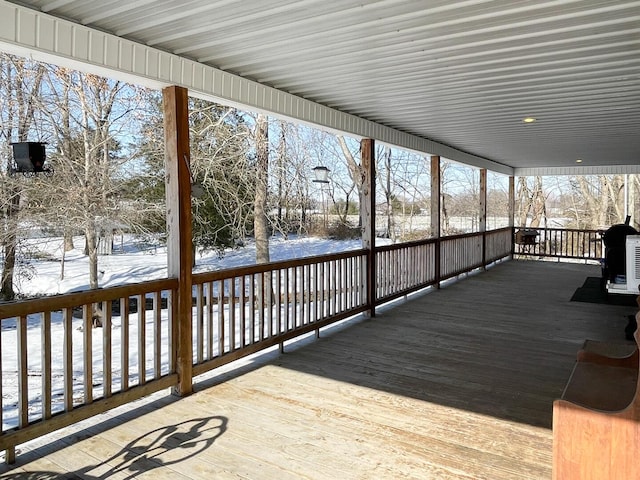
[38,68,143,290]
[0,54,45,300]
[516,176,547,228]
[377,145,394,239]
[269,121,314,237]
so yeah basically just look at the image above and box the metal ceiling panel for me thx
[3,0,640,174]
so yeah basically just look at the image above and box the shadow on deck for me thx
[1,260,635,479]
[278,259,634,430]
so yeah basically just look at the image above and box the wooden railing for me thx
[0,279,178,463]
[375,239,437,303]
[190,250,369,377]
[440,232,484,280]
[486,227,514,264]
[375,227,513,304]
[0,229,513,461]
[514,227,603,261]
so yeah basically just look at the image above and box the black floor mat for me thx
[570,277,637,306]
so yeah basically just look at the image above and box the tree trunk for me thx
[64,231,75,251]
[517,177,533,227]
[85,226,99,289]
[0,192,19,300]
[442,193,450,234]
[254,114,270,264]
[60,244,66,281]
[254,114,272,312]
[529,177,546,228]
[383,147,393,240]
[277,122,286,225]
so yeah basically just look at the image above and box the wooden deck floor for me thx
[1,260,636,479]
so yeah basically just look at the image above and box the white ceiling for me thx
[4,0,640,174]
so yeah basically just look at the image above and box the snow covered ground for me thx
[19,234,365,297]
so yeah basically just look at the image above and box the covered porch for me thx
[1,260,633,479]
[1,2,639,478]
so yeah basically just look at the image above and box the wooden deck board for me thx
[0,260,635,479]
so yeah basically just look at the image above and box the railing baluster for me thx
[312,263,318,324]
[153,292,161,379]
[103,300,112,396]
[239,275,246,347]
[206,282,213,361]
[82,305,93,404]
[401,246,406,291]
[63,307,73,412]
[217,279,225,355]
[349,256,354,309]
[17,315,28,427]
[196,283,204,363]
[275,269,282,335]
[339,258,344,312]
[305,264,310,325]
[230,277,236,351]
[331,260,337,315]
[306,264,311,324]
[320,261,326,318]
[169,286,177,373]
[251,272,264,342]
[266,270,278,338]
[121,297,129,392]
[284,267,290,331]
[42,311,52,420]
[255,273,260,343]
[137,294,146,386]
[293,266,298,328]
[298,265,303,325]
[249,274,258,344]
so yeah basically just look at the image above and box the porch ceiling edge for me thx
[0,1,513,176]
[515,165,640,177]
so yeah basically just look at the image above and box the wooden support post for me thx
[508,175,515,256]
[361,139,376,317]
[163,86,193,397]
[430,156,441,287]
[508,176,515,228]
[480,169,487,268]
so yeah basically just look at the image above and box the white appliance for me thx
[625,235,640,294]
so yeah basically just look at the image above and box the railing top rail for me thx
[515,226,603,235]
[0,278,178,320]
[440,230,493,242]
[486,226,513,234]
[375,237,436,252]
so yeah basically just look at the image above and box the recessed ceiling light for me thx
[523,117,536,123]
[576,159,583,163]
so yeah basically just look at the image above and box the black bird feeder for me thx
[10,142,53,177]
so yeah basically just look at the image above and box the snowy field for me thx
[1,234,369,431]
[18,234,365,297]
